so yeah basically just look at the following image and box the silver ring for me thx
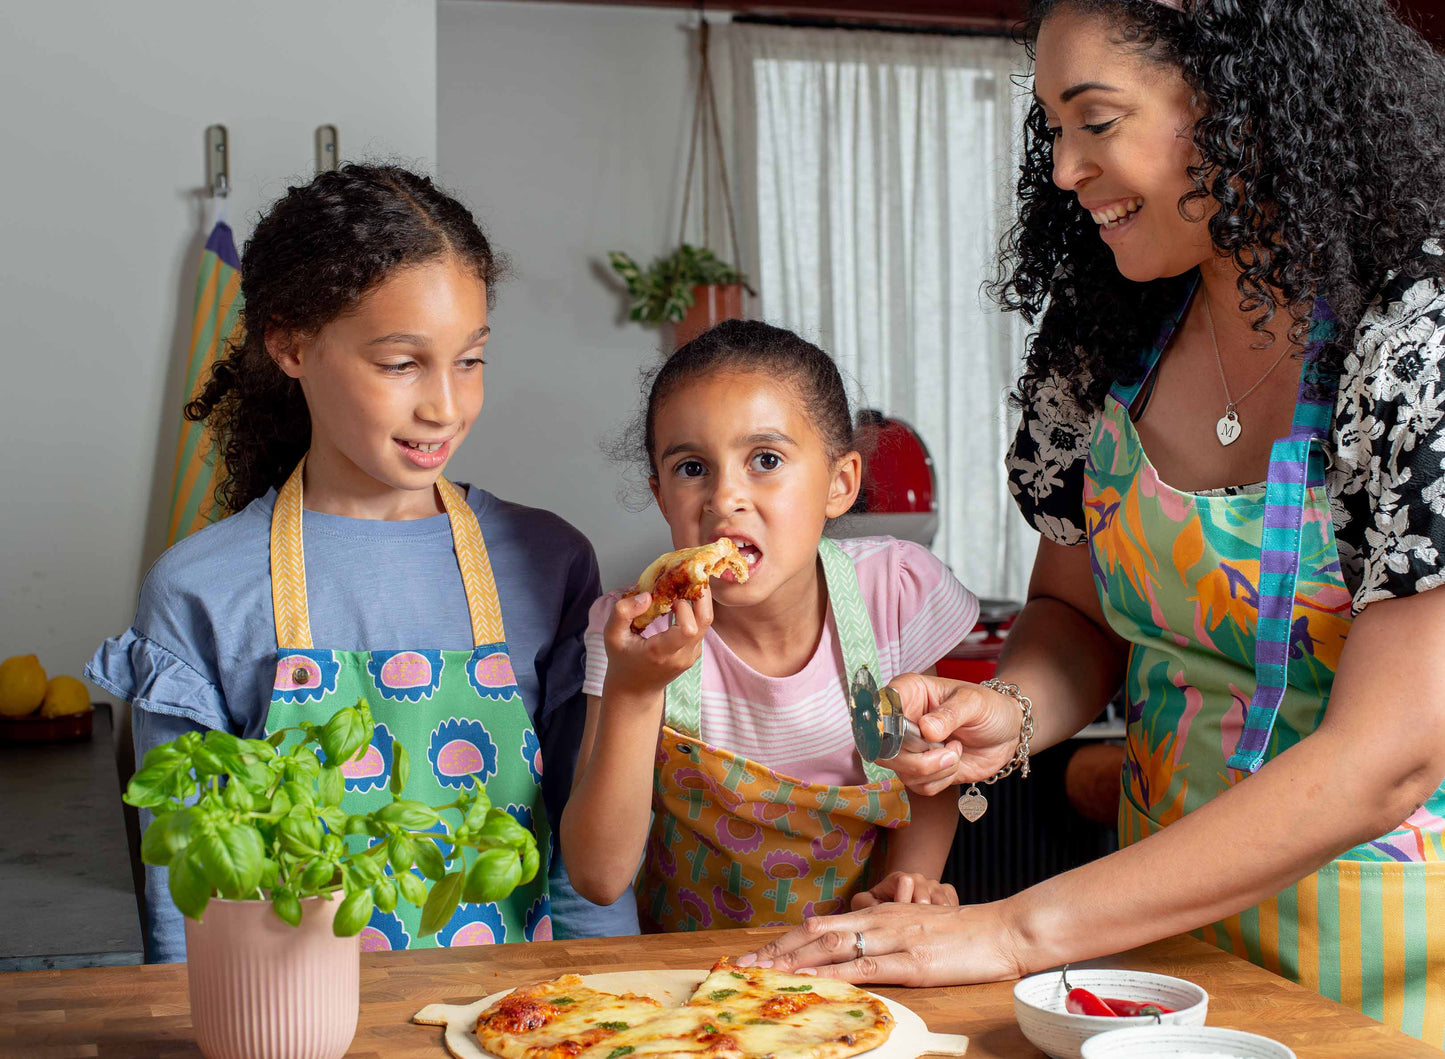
[853,931,866,961]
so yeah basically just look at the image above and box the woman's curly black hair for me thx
[186,163,503,513]
[994,0,1445,414]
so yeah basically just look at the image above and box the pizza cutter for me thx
[849,665,943,763]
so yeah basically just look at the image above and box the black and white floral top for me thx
[1007,270,1445,614]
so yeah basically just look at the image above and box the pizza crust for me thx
[626,540,750,631]
[413,969,968,1059]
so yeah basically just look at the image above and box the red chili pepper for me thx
[1102,998,1174,1018]
[1064,988,1118,1016]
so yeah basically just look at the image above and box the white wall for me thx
[438,0,734,588]
[0,1,437,680]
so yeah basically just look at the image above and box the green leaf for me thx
[140,807,200,867]
[196,823,265,900]
[390,742,410,796]
[377,800,440,830]
[419,871,463,937]
[273,888,303,927]
[397,869,428,907]
[320,706,368,765]
[319,806,349,833]
[413,836,447,882]
[318,766,345,808]
[344,814,373,836]
[301,858,337,891]
[279,812,323,857]
[261,857,281,890]
[388,833,415,874]
[286,751,321,781]
[333,887,374,937]
[463,847,522,904]
[169,847,211,921]
[349,848,386,887]
[267,729,289,748]
[222,781,255,812]
[125,757,190,809]
[518,844,540,886]
[373,877,398,914]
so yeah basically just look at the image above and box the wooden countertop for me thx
[1,928,1434,1058]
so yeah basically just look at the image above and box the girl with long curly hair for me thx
[87,164,637,962]
[745,0,1445,1043]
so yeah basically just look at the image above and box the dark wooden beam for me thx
[528,0,1443,48]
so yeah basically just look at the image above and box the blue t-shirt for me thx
[87,484,637,961]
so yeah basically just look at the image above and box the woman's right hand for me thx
[601,590,713,703]
[880,672,1022,796]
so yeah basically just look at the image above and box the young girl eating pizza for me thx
[562,319,979,930]
[87,164,636,961]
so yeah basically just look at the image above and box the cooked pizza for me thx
[471,960,892,1059]
[625,539,750,631]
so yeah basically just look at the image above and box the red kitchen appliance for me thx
[834,410,939,547]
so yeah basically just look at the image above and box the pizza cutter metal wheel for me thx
[849,666,943,763]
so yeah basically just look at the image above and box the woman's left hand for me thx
[851,871,958,909]
[734,902,1026,987]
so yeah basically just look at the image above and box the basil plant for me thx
[123,699,538,938]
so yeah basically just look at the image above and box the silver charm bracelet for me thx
[956,678,1035,822]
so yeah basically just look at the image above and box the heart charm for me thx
[957,788,988,822]
[1216,410,1241,447]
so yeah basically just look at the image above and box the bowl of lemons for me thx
[0,654,94,742]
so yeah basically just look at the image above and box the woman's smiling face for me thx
[1034,5,1213,282]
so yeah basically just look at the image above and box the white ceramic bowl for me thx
[1080,1025,1296,1058]
[1013,968,1209,1059]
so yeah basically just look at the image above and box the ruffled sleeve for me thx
[1331,273,1445,611]
[891,539,980,673]
[85,628,230,732]
[1006,371,1098,547]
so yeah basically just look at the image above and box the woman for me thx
[740,0,1445,1044]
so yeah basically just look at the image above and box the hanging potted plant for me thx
[607,18,754,348]
[608,243,748,346]
[124,699,537,1059]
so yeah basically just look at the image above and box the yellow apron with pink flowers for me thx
[638,538,911,932]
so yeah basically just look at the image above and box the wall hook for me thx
[205,124,229,198]
[315,125,339,173]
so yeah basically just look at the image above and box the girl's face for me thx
[270,255,489,512]
[1034,6,1213,282]
[648,370,861,614]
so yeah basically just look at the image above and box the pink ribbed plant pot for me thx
[184,894,360,1059]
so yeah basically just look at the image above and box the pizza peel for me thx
[414,969,969,1059]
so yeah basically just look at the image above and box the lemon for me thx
[0,654,48,718]
[40,674,92,718]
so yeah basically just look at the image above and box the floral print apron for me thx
[1085,285,1445,1045]
[639,538,911,932]
[264,460,553,950]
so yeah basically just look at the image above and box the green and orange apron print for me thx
[1084,280,1445,1045]
[640,537,910,932]
[265,460,552,950]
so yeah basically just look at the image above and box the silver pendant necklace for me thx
[1203,294,1294,447]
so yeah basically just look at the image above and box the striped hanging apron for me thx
[1084,280,1445,1046]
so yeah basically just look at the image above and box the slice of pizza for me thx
[473,975,665,1059]
[681,960,894,1059]
[625,539,750,631]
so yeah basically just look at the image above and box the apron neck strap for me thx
[1108,271,1201,410]
[663,537,894,784]
[269,458,507,650]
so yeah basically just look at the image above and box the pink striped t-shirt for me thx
[582,536,979,786]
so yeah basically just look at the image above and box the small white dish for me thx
[1013,968,1209,1059]
[1080,1024,1296,1058]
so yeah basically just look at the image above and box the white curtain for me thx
[731,23,1034,600]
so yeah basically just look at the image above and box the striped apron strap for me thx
[1228,301,1341,773]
